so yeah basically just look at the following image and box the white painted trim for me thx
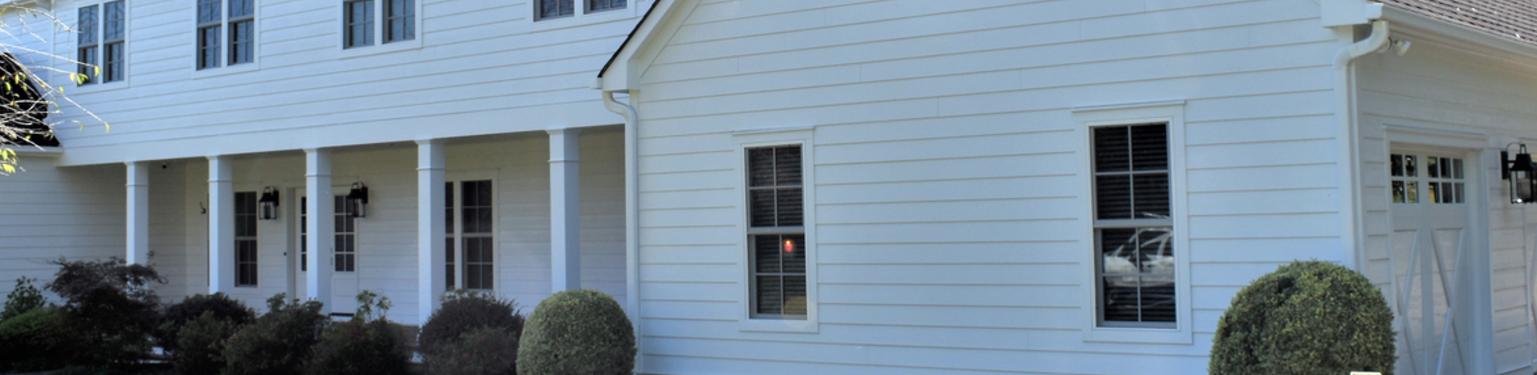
[416,139,446,325]
[336,0,425,59]
[549,128,582,292]
[125,161,149,265]
[70,0,131,93]
[190,0,263,79]
[304,149,334,313]
[733,128,818,334]
[530,0,640,31]
[208,155,236,294]
[1072,101,1194,344]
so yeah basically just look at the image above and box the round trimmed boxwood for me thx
[517,290,635,375]
[1210,261,1395,375]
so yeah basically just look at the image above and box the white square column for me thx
[549,129,581,292]
[305,149,334,312]
[416,140,446,324]
[207,156,235,293]
[125,162,150,265]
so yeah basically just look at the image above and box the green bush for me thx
[223,294,329,375]
[419,291,524,374]
[46,258,164,367]
[2,277,46,320]
[1209,261,1395,375]
[0,307,78,372]
[159,293,255,353]
[517,290,635,375]
[305,291,410,375]
[173,312,240,375]
[427,327,520,375]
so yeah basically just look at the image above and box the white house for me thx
[6,0,1537,373]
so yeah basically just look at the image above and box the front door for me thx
[291,193,360,316]
[1388,148,1476,375]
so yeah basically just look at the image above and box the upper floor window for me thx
[197,0,255,70]
[77,1,126,85]
[746,144,807,320]
[343,0,416,49]
[1091,123,1175,327]
[537,0,623,21]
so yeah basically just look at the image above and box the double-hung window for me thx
[449,180,493,290]
[746,145,807,319]
[334,196,357,272]
[536,0,624,21]
[343,0,415,49]
[197,0,255,70]
[77,1,126,85]
[1091,124,1175,327]
[235,192,258,287]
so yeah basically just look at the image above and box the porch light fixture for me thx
[347,182,369,218]
[1502,143,1537,204]
[258,187,280,220]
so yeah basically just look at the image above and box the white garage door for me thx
[1388,149,1476,375]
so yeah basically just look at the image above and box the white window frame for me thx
[191,0,262,79]
[1072,100,1192,344]
[733,126,818,333]
[72,0,131,92]
[337,0,423,58]
[446,170,498,292]
[529,0,640,32]
[333,194,358,273]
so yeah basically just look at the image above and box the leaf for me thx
[2,164,16,175]
[94,66,102,77]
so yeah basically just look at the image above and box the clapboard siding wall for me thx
[1356,39,1537,374]
[0,161,124,300]
[630,0,1347,373]
[41,0,647,166]
[143,129,625,322]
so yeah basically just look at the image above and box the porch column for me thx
[125,162,150,265]
[549,129,581,292]
[305,149,334,312]
[416,140,446,324]
[207,156,234,293]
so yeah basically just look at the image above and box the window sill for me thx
[738,318,818,334]
[192,62,261,80]
[1083,325,1192,345]
[338,38,424,59]
[71,80,130,94]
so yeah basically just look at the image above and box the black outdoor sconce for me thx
[347,182,369,218]
[258,187,280,220]
[1503,143,1537,204]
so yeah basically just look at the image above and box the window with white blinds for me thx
[746,145,807,319]
[1092,123,1176,327]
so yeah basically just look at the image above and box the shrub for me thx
[2,277,46,320]
[223,294,328,375]
[517,290,635,375]
[427,327,520,375]
[46,258,164,367]
[0,307,77,372]
[173,312,240,375]
[159,293,255,353]
[419,290,524,373]
[305,291,410,375]
[1209,261,1395,375]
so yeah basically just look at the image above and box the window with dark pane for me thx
[300,196,307,271]
[334,195,356,272]
[459,180,493,290]
[197,0,221,70]
[1091,124,1174,327]
[77,5,99,84]
[445,182,455,290]
[587,0,625,13]
[235,192,259,286]
[384,0,414,43]
[537,0,574,20]
[344,0,375,48]
[746,145,807,319]
[227,0,255,65]
[102,1,125,82]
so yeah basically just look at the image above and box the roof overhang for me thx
[1382,4,1537,63]
[596,0,688,91]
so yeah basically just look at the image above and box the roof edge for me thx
[1382,5,1537,62]
[597,0,665,79]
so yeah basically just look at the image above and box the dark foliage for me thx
[419,291,525,373]
[306,320,411,375]
[0,307,78,372]
[517,290,634,375]
[426,327,520,375]
[158,293,255,353]
[46,258,164,367]
[2,276,46,320]
[1210,261,1396,375]
[223,294,328,375]
[173,312,240,375]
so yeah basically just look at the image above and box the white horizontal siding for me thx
[632,0,1346,373]
[0,162,124,302]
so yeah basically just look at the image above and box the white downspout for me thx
[1337,19,1388,272]
[601,89,642,368]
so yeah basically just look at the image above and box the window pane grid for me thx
[235,192,258,286]
[77,5,100,85]
[384,0,414,43]
[458,180,493,290]
[343,0,375,48]
[334,196,356,272]
[587,0,625,12]
[538,0,574,20]
[746,145,806,319]
[1091,124,1175,327]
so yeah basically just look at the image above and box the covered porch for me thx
[123,126,626,324]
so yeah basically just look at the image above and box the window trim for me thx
[445,170,498,291]
[234,191,259,287]
[733,127,818,333]
[529,0,639,32]
[191,0,262,79]
[1072,100,1192,344]
[72,0,131,92]
[337,0,423,58]
[333,194,358,273]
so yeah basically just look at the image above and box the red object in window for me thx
[784,239,796,253]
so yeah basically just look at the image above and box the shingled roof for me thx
[1379,0,1537,46]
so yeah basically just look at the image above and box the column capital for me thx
[546,128,582,136]
[414,138,439,146]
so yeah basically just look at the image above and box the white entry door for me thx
[292,194,360,316]
[1388,149,1476,375]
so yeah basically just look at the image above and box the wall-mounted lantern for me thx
[258,187,280,220]
[1502,143,1537,204]
[347,182,369,218]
